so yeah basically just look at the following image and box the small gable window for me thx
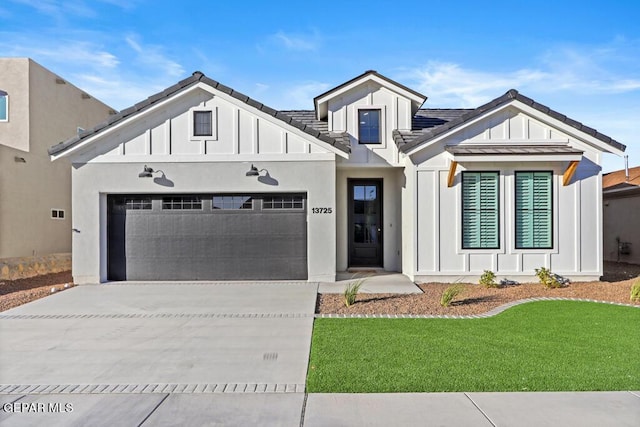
[0,91,7,121]
[358,109,381,144]
[193,110,212,136]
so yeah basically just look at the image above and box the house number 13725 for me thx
[312,207,332,214]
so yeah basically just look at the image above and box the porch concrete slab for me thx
[303,393,493,427]
[143,393,304,426]
[468,391,640,427]
[0,393,165,427]
[319,273,422,294]
[2,282,318,316]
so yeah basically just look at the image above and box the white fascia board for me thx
[406,99,624,157]
[315,74,426,119]
[52,81,348,161]
[513,101,625,156]
[453,153,583,163]
[50,84,208,161]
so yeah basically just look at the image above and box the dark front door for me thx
[348,180,383,267]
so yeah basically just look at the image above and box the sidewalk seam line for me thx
[299,392,308,427]
[137,393,169,427]
[464,393,497,427]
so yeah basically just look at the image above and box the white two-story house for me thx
[49,70,625,284]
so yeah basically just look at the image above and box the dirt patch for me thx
[318,262,640,316]
[0,271,74,312]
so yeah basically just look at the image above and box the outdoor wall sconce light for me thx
[245,164,259,177]
[14,156,26,163]
[138,165,156,178]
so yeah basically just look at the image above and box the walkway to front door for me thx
[348,179,382,267]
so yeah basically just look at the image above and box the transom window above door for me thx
[358,109,381,144]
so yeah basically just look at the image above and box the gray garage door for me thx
[107,194,307,281]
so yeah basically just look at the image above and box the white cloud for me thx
[125,34,184,78]
[282,81,331,109]
[267,30,321,52]
[402,41,640,108]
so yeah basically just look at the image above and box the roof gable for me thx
[313,70,427,120]
[49,71,350,158]
[399,89,626,156]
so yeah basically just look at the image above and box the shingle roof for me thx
[393,109,471,147]
[397,89,626,154]
[603,166,640,189]
[313,70,427,106]
[49,72,350,156]
[280,110,351,148]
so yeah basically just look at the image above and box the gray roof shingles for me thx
[49,72,351,156]
[397,89,626,154]
[49,74,624,158]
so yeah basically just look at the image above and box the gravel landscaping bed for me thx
[0,271,74,312]
[317,262,640,316]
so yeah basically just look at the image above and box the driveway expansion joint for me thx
[0,383,306,394]
[0,312,314,320]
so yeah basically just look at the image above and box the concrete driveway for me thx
[0,282,316,388]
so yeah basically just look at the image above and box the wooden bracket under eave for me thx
[563,160,580,186]
[448,161,458,187]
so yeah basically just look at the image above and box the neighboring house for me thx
[602,165,640,265]
[49,70,625,284]
[0,58,114,261]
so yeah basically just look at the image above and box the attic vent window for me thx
[51,209,65,220]
[193,110,212,136]
[358,109,381,144]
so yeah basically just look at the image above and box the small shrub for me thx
[440,284,465,307]
[479,270,498,288]
[535,267,565,289]
[343,279,365,307]
[631,280,640,303]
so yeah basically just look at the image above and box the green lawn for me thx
[307,301,640,392]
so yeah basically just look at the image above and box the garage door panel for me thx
[108,194,307,281]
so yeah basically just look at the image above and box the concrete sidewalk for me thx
[1,391,638,426]
[319,272,422,294]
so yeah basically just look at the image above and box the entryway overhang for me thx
[445,144,584,187]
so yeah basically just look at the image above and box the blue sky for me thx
[1,0,638,172]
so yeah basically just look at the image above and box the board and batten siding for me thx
[410,107,604,282]
[77,86,333,163]
[328,82,413,166]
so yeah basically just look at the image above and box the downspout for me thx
[625,155,629,182]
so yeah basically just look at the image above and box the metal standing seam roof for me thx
[397,89,626,154]
[444,144,584,156]
[48,72,351,156]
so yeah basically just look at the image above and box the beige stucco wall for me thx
[603,191,640,265]
[0,58,113,259]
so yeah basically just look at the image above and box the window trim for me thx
[514,170,554,250]
[190,107,217,141]
[51,209,65,220]
[357,107,383,145]
[460,171,501,250]
[0,93,8,122]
